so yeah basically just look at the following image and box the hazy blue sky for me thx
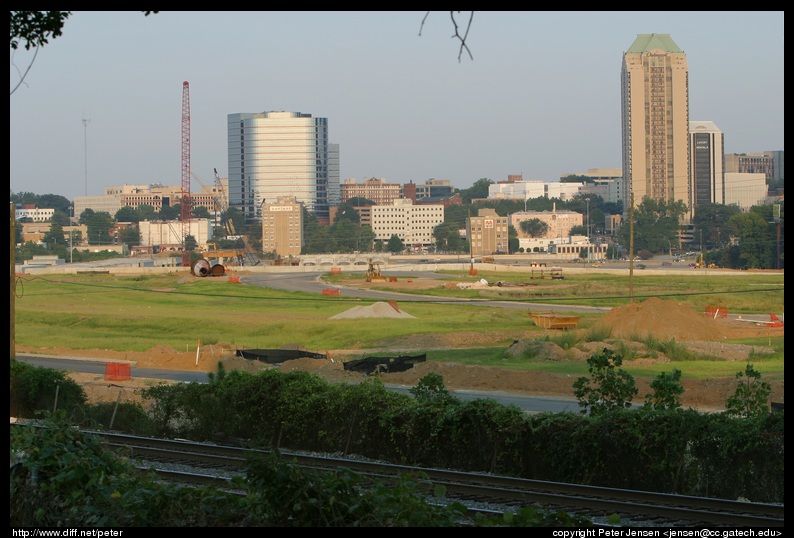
[10,11,784,201]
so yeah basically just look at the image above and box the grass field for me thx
[12,269,784,382]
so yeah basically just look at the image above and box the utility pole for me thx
[629,192,634,303]
[82,115,91,196]
[11,203,15,361]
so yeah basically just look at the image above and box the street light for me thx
[584,198,590,240]
[69,206,74,263]
[584,198,590,260]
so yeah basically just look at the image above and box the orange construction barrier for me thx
[321,288,341,296]
[105,362,131,381]
[705,305,728,318]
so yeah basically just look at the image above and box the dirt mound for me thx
[330,301,416,319]
[591,297,778,341]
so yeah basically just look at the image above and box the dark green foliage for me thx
[572,348,639,415]
[409,371,458,406]
[644,368,685,410]
[725,363,772,418]
[242,451,468,527]
[684,411,784,501]
[10,360,87,418]
[73,400,153,435]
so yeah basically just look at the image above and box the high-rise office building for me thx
[690,121,725,207]
[227,111,339,225]
[621,34,692,220]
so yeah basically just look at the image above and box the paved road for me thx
[15,353,584,414]
[240,271,612,314]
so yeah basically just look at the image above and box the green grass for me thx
[326,270,785,313]
[13,271,784,383]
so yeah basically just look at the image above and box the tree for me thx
[184,234,198,253]
[693,203,742,250]
[386,234,405,254]
[643,369,684,411]
[78,209,114,245]
[458,178,493,204]
[118,226,141,248]
[572,348,638,416]
[335,203,361,225]
[114,206,140,223]
[568,225,587,236]
[519,218,548,238]
[725,363,772,418]
[42,222,66,248]
[616,196,687,254]
[136,204,158,222]
[192,205,212,220]
[728,212,775,269]
[433,221,464,253]
[159,204,180,221]
[345,197,375,207]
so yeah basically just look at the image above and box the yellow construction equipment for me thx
[365,259,387,282]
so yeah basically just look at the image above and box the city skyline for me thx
[10,11,784,201]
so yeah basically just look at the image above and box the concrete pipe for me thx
[192,258,211,277]
[210,263,226,277]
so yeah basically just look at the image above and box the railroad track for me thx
[13,425,784,527]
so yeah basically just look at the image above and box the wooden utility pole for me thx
[629,192,634,303]
[11,202,15,361]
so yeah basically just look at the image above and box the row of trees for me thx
[11,186,783,269]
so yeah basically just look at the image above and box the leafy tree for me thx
[458,178,493,203]
[572,348,638,416]
[693,203,742,250]
[433,221,465,253]
[303,226,335,254]
[345,196,375,207]
[560,174,590,184]
[78,209,114,245]
[42,222,66,248]
[725,363,772,418]
[136,204,158,222]
[409,372,458,407]
[643,369,684,411]
[569,225,587,236]
[159,204,180,221]
[616,196,687,254]
[335,203,361,224]
[508,224,519,254]
[727,212,775,269]
[114,206,140,223]
[331,219,360,252]
[184,234,198,252]
[118,226,141,248]
[519,218,548,238]
[386,234,405,254]
[191,205,212,220]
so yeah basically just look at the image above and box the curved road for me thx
[15,354,583,414]
[239,271,612,314]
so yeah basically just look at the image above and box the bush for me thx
[10,360,87,418]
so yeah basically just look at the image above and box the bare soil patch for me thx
[16,298,783,413]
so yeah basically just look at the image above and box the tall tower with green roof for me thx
[621,33,692,221]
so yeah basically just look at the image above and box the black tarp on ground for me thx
[236,348,327,364]
[342,354,427,375]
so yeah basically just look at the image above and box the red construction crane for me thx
[180,81,191,267]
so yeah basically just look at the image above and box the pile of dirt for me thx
[330,301,416,319]
[15,296,784,413]
[591,297,782,341]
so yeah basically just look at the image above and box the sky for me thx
[9,11,784,201]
